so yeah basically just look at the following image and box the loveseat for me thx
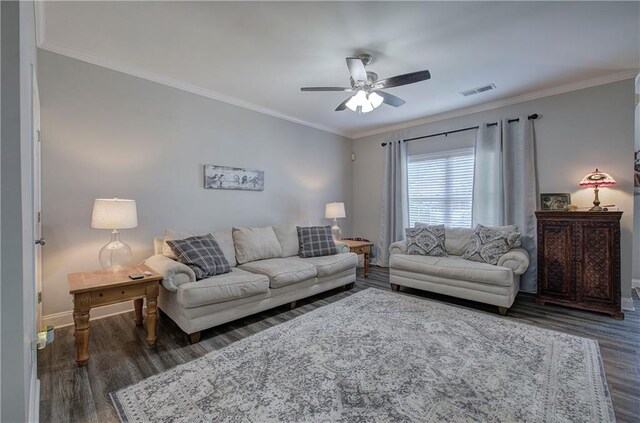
[145,224,358,343]
[389,227,530,315]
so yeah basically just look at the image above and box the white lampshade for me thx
[91,198,138,230]
[325,202,346,219]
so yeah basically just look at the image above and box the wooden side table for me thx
[342,240,373,278]
[67,265,163,366]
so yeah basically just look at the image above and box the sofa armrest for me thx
[389,240,407,255]
[144,254,196,292]
[334,241,349,254]
[497,248,530,275]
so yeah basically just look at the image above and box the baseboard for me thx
[621,296,635,311]
[42,302,134,328]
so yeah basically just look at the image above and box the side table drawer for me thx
[350,246,370,255]
[91,284,147,306]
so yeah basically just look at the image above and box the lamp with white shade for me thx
[325,202,346,240]
[91,198,138,269]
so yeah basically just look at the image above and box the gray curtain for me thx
[472,116,538,292]
[377,139,408,267]
[472,123,503,227]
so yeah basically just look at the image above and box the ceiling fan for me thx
[300,54,431,114]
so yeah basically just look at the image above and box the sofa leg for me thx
[188,331,201,344]
[344,282,355,290]
[498,307,508,316]
[289,300,297,310]
[390,283,400,292]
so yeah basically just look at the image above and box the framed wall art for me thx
[204,165,264,191]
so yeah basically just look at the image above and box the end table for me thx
[342,240,373,278]
[67,265,162,366]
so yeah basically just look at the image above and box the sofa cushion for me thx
[177,268,269,308]
[272,224,300,257]
[462,225,522,265]
[166,234,232,279]
[406,225,447,257]
[443,227,474,256]
[289,253,358,277]
[233,226,283,264]
[297,226,338,258]
[389,254,514,287]
[239,258,317,288]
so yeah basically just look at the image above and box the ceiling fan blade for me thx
[346,57,367,82]
[301,87,352,92]
[335,96,352,111]
[378,91,406,107]
[377,70,431,89]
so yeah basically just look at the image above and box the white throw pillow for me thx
[233,226,283,264]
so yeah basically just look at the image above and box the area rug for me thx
[111,289,616,422]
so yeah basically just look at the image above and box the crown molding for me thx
[349,69,639,139]
[38,40,350,138]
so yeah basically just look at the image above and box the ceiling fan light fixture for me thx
[369,92,384,108]
[346,90,368,112]
[345,95,359,112]
[360,101,374,113]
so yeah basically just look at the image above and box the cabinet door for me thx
[579,223,616,305]
[538,221,575,301]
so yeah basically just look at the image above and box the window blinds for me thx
[407,148,475,228]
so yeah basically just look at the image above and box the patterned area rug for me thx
[111,289,615,422]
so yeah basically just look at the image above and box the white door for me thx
[33,68,43,331]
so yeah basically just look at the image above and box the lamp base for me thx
[589,186,603,212]
[99,230,132,269]
[331,220,342,241]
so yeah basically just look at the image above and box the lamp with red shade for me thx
[579,169,616,211]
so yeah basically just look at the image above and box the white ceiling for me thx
[39,1,640,138]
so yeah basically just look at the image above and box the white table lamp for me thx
[325,202,346,240]
[91,198,138,269]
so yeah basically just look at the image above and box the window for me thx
[407,148,475,228]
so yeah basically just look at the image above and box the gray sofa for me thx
[145,224,357,343]
[389,227,530,315]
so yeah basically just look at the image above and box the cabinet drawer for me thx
[350,246,370,255]
[91,284,146,306]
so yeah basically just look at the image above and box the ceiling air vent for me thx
[461,83,496,97]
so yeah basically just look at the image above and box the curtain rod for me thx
[380,113,539,147]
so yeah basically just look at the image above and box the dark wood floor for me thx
[38,267,640,423]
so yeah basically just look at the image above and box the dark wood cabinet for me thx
[535,211,623,319]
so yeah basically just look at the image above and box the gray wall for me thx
[1,2,27,421]
[38,49,353,317]
[353,79,636,297]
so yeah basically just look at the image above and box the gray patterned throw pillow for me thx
[297,226,338,258]
[167,234,231,280]
[406,225,447,257]
[461,225,521,265]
